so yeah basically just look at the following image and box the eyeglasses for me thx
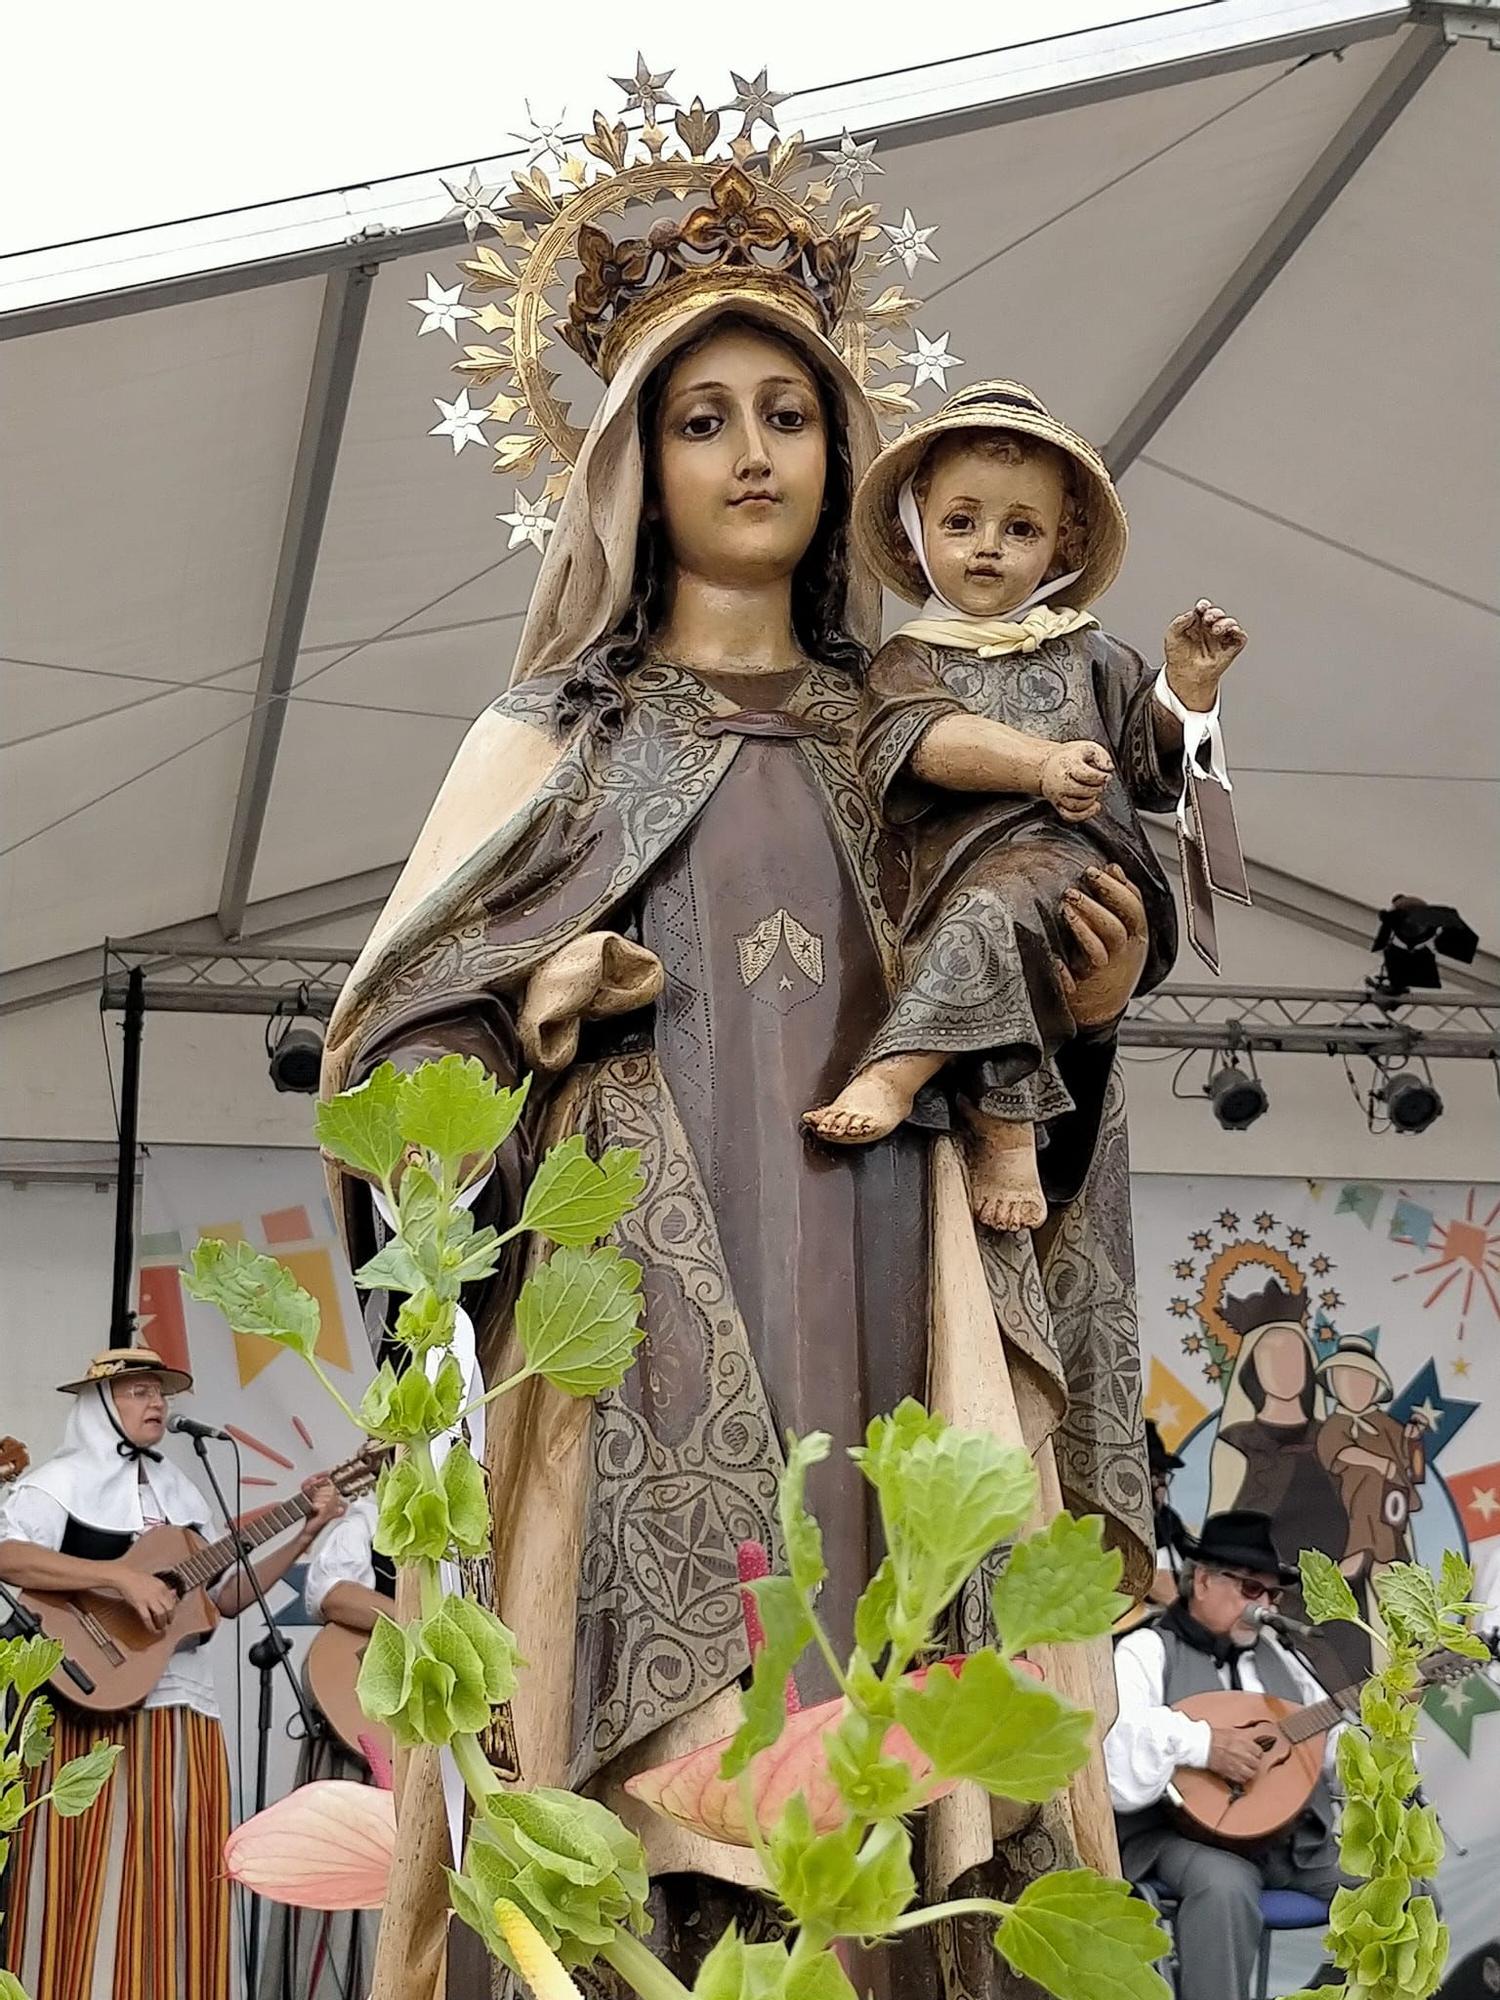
[114,1380,166,1406]
[1215,1568,1284,1605]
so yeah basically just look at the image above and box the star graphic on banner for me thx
[1217,1210,1240,1231]
[1311,1253,1335,1276]
[903,328,962,391]
[1413,1397,1444,1431]
[1254,1211,1278,1232]
[510,103,570,171]
[440,168,504,240]
[429,389,491,454]
[409,275,475,340]
[1390,1358,1478,1459]
[496,489,557,553]
[1288,1228,1310,1248]
[612,54,677,120]
[1424,1671,1500,1756]
[728,68,789,137]
[1452,1356,1473,1378]
[821,132,883,194]
[1190,1230,1213,1252]
[1173,1259,1196,1280]
[1169,1297,1192,1319]
[879,209,939,277]
[1468,1484,1500,1525]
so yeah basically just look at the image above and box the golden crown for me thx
[412,59,957,553]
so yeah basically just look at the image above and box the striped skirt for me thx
[2,1703,231,2000]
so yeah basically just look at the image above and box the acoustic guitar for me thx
[305,1620,393,1769]
[1169,1647,1483,1846]
[22,1444,384,1715]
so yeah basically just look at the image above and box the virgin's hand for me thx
[1056,865,1150,1028]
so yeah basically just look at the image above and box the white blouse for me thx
[302,1496,378,1622]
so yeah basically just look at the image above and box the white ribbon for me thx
[1152,665,1231,838]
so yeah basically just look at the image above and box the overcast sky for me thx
[1,0,1195,257]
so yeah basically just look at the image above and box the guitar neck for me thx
[174,1492,312,1592]
[1278,1692,1352,1743]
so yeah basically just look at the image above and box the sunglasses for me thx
[1215,1568,1284,1606]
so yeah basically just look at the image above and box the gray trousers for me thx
[1146,1833,1349,2000]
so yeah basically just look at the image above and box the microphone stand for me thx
[0,1577,97,1696]
[187,1435,316,1995]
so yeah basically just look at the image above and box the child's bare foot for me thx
[966,1118,1048,1232]
[805,1053,942,1145]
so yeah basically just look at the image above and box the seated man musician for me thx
[1105,1509,1349,2000]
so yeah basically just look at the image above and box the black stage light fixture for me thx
[1207,1057,1269,1131]
[1371,895,1479,997]
[1376,1068,1444,1134]
[266,992,324,1094]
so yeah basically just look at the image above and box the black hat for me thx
[1186,1510,1298,1585]
[1145,1421,1185,1474]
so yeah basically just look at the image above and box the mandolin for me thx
[22,1443,384,1715]
[1169,1647,1483,1846]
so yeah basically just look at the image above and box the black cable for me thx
[97,999,121,1141]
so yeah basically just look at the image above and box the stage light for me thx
[266,994,324,1094]
[1207,1058,1269,1131]
[1376,1069,1444,1134]
[1370,895,1479,997]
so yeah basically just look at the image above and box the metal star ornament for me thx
[820,132,882,194]
[441,169,504,240]
[510,103,570,172]
[429,389,491,455]
[409,275,476,340]
[497,489,557,553]
[903,328,961,391]
[728,68,789,139]
[611,54,677,120]
[880,209,939,277]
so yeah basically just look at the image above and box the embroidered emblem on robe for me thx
[735,910,825,1012]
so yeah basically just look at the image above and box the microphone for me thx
[1246,1603,1316,1642]
[168,1413,233,1443]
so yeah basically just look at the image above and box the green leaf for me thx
[441,1595,520,1705]
[825,1709,920,1818]
[441,1444,491,1559]
[446,1226,507,1288]
[856,1414,1038,1633]
[514,1245,645,1397]
[1300,1548,1361,1628]
[849,1399,946,1490]
[409,1607,492,1742]
[721,1576,812,1778]
[995,1871,1171,2000]
[0,1957,21,1998]
[853,1557,898,1663]
[779,1432,830,1600]
[0,1784,26,1834]
[50,1742,121,1818]
[993,1513,1128,1655]
[356,1616,413,1726]
[352,1240,428,1298]
[18,1697,53,1770]
[457,1787,648,1969]
[691,1929,790,2000]
[394,1289,457,1355]
[1439,1546,1477,1616]
[892,1652,1093,1802]
[359,1355,467,1444]
[784,1954,861,2000]
[518,1136,645,1247]
[766,1799,915,1939]
[314,1063,406,1184]
[396,1056,530,1177]
[183,1238,320,1358]
[6,1638,62,1704]
[372,1455,452,1564]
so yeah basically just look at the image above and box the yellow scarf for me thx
[898,603,1097,659]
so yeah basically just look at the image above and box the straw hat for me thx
[853,378,1129,610]
[57,1347,193,1398]
[1314,1334,1393,1403]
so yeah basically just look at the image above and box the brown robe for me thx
[323,658,1153,2000]
[1317,1410,1422,1565]
[857,629,1180,1133]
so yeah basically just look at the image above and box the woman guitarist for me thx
[0,1347,343,2000]
[1104,1510,1350,2000]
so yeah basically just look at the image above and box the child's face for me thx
[919,437,1067,617]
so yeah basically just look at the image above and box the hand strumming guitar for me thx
[111,1566,178,1634]
[1207,1725,1266,1786]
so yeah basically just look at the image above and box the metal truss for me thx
[1119,985,1500,1059]
[101,939,357,1018]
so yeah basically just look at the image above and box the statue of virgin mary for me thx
[323,123,1152,2000]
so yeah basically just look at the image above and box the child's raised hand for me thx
[1041,740,1113,822]
[1164,599,1246,710]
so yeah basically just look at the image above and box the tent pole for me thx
[107,965,145,1347]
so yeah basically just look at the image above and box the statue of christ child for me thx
[806,381,1246,1229]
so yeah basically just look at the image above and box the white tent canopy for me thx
[3,0,1499,1021]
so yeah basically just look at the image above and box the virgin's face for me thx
[653,326,828,589]
[1254,1325,1311,1400]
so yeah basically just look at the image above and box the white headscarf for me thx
[15,1383,210,1534]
